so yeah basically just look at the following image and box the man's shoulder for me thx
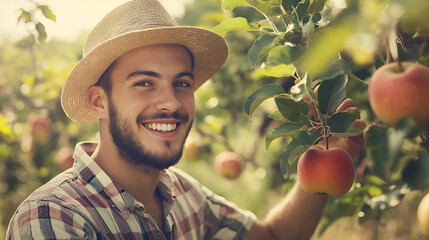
[18,168,85,209]
[166,167,203,191]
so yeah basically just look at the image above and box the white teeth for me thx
[145,123,177,132]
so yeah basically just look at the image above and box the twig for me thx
[345,71,369,86]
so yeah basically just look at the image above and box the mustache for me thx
[137,111,190,123]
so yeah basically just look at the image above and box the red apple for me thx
[28,114,52,143]
[214,151,244,180]
[368,62,429,127]
[418,192,429,236]
[297,146,355,198]
[183,142,203,160]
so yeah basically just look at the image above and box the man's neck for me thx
[90,139,162,206]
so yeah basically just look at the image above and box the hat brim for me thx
[61,26,228,123]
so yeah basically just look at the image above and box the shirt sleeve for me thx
[201,185,256,240]
[6,200,97,240]
[170,167,256,240]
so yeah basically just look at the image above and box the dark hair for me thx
[95,59,118,96]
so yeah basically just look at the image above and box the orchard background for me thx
[1,0,429,239]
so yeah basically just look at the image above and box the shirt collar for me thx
[73,142,177,219]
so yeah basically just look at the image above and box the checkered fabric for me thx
[6,142,256,240]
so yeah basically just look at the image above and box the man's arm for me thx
[7,200,96,239]
[246,98,366,240]
[246,182,326,240]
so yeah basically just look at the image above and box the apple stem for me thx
[325,136,329,150]
[397,60,404,72]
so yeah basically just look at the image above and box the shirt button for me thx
[155,231,163,240]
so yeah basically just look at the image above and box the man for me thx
[7,0,365,239]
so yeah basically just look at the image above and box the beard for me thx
[107,99,193,170]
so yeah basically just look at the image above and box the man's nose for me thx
[154,86,181,112]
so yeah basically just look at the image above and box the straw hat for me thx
[61,0,228,123]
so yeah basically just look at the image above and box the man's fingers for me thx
[336,98,354,112]
[352,119,366,130]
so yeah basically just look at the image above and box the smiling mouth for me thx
[144,123,178,132]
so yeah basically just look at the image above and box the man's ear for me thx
[88,85,109,119]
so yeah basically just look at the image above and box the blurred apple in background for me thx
[183,141,203,160]
[214,151,244,180]
[28,114,52,143]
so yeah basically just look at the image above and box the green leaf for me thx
[365,125,389,181]
[248,33,279,67]
[267,45,304,66]
[402,151,429,190]
[282,0,302,13]
[365,118,418,182]
[244,84,286,118]
[279,130,321,179]
[296,0,310,20]
[36,22,47,43]
[399,0,429,33]
[17,9,32,23]
[268,110,288,121]
[308,0,327,14]
[318,74,348,115]
[38,5,56,22]
[266,122,306,148]
[261,63,295,77]
[299,23,353,77]
[314,59,351,84]
[274,96,310,123]
[330,126,363,137]
[221,0,249,11]
[256,1,272,16]
[212,17,259,36]
[327,112,357,133]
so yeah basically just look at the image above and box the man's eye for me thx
[175,82,192,88]
[134,81,151,87]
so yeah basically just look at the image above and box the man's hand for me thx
[309,97,366,159]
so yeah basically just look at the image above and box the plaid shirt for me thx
[7,142,255,240]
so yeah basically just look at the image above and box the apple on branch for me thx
[297,146,355,198]
[368,61,429,127]
[214,151,244,180]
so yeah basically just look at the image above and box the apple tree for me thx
[0,2,99,236]
[213,0,429,235]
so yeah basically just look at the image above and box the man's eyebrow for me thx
[175,71,194,80]
[125,71,194,80]
[126,70,160,80]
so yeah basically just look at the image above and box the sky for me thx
[0,0,192,42]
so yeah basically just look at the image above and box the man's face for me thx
[106,44,195,169]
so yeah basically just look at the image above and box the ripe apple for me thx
[214,151,244,180]
[297,146,355,198]
[183,142,203,160]
[28,114,52,143]
[368,62,429,127]
[418,192,429,236]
